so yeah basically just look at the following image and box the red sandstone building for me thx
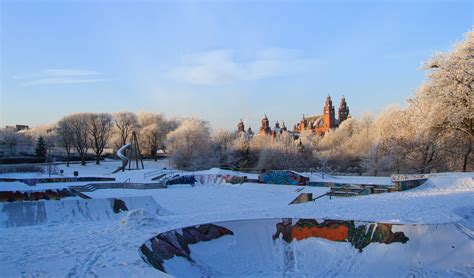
[237,95,350,137]
[294,95,350,136]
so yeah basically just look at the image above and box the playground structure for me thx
[114,131,144,173]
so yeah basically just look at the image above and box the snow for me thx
[161,219,473,277]
[0,160,472,277]
[0,196,170,228]
[306,173,393,185]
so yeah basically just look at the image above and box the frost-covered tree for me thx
[165,118,215,170]
[409,30,473,171]
[299,129,320,151]
[359,108,408,175]
[141,123,163,160]
[255,131,317,171]
[138,112,180,161]
[164,117,181,134]
[316,118,369,172]
[230,132,252,169]
[212,129,236,166]
[138,112,166,160]
[138,112,164,128]
[113,112,139,147]
[88,113,113,165]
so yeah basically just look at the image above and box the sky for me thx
[1,0,472,131]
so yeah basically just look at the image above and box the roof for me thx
[305,115,323,122]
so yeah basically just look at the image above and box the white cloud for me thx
[163,48,315,85]
[14,68,105,86]
[42,69,101,77]
[24,78,106,86]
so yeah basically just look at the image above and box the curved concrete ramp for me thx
[0,196,169,228]
[140,218,474,277]
[195,174,246,185]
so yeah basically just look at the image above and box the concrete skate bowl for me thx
[139,218,474,277]
[0,196,170,228]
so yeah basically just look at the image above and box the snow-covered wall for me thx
[0,196,169,228]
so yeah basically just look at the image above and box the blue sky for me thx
[1,0,472,131]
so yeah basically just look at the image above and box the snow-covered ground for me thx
[0,160,473,277]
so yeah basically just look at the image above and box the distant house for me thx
[5,125,29,132]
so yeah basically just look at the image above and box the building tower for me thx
[323,95,337,130]
[338,96,350,124]
[247,127,254,136]
[259,114,271,136]
[274,121,281,130]
[299,114,308,131]
[281,121,287,132]
[237,119,245,133]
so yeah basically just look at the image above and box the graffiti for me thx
[0,177,116,186]
[395,179,428,191]
[195,174,246,185]
[258,170,309,185]
[165,175,197,186]
[202,174,223,185]
[140,224,234,273]
[391,174,429,182]
[273,219,409,252]
[391,174,429,191]
[112,198,128,213]
[222,175,246,184]
[157,174,247,186]
[0,189,77,202]
[138,218,471,277]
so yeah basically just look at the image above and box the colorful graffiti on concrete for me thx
[391,174,429,191]
[223,175,246,184]
[162,174,246,186]
[165,175,197,186]
[258,170,309,185]
[0,177,116,186]
[273,219,409,252]
[0,189,78,202]
[140,224,234,273]
[197,174,246,185]
[139,218,472,277]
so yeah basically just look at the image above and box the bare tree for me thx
[113,112,139,147]
[57,117,75,166]
[67,113,90,166]
[88,113,113,165]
